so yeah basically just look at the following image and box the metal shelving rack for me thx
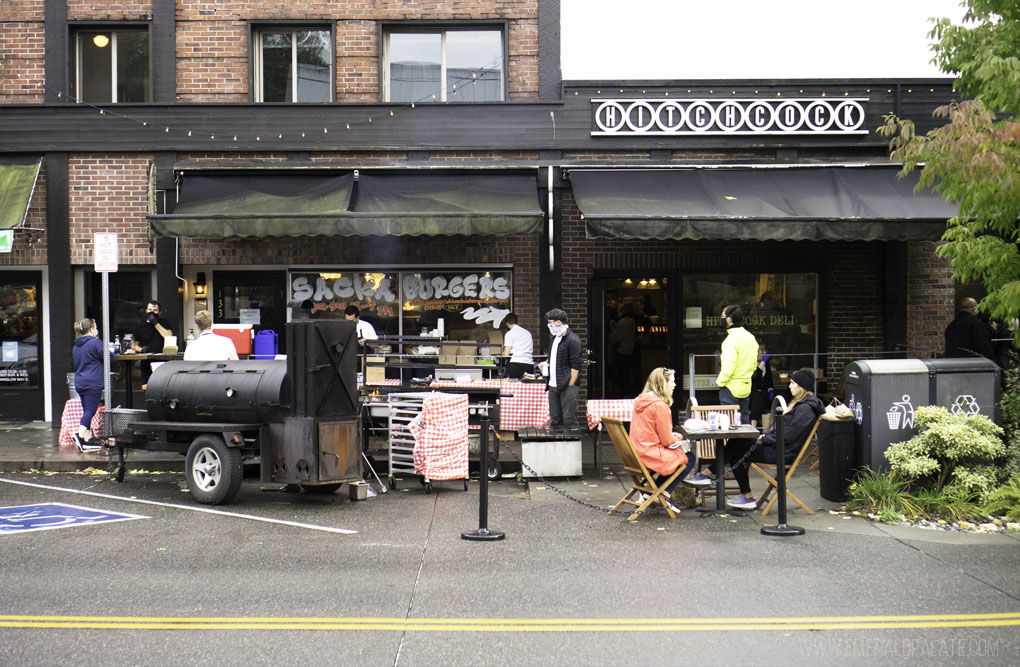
[386,391,429,489]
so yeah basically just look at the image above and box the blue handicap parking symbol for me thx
[0,502,148,535]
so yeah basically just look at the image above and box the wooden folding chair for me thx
[751,416,822,516]
[687,404,742,498]
[603,417,685,521]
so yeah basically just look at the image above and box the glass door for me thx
[0,271,44,421]
[213,271,287,349]
[591,276,669,399]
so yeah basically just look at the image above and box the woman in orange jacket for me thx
[629,367,712,508]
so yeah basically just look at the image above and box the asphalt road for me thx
[1,471,1018,666]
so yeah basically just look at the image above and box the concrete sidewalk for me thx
[2,419,1018,546]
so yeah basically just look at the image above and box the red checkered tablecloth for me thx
[408,392,469,481]
[586,399,634,431]
[430,379,550,431]
[58,400,106,447]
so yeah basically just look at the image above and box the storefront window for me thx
[288,269,512,343]
[401,271,511,342]
[289,271,400,336]
[0,282,40,388]
[682,273,817,394]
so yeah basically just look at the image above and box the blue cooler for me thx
[253,329,278,360]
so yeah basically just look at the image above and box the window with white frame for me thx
[72,28,150,103]
[384,28,504,103]
[254,27,332,102]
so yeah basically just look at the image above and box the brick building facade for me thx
[0,0,959,423]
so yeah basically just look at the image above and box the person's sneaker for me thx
[726,495,758,510]
[72,434,102,454]
[682,472,713,488]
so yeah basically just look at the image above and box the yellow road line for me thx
[1,613,1017,632]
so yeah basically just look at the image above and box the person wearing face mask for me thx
[131,300,173,384]
[716,304,758,425]
[723,369,824,510]
[540,308,583,431]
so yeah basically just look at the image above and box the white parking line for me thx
[0,477,358,535]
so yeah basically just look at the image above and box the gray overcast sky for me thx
[561,0,967,80]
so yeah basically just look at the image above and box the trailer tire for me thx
[300,483,342,494]
[185,435,242,505]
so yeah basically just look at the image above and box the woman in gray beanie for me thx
[722,369,824,510]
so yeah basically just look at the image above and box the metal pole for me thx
[688,352,696,401]
[761,395,804,537]
[101,271,112,411]
[462,413,504,541]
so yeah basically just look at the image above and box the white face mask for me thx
[548,323,567,336]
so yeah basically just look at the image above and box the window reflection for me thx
[386,29,503,102]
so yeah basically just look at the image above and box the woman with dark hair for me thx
[71,318,112,453]
[724,369,824,510]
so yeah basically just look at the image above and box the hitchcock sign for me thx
[591,98,868,136]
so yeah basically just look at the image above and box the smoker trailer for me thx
[102,321,362,504]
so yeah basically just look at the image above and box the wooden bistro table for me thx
[679,423,760,515]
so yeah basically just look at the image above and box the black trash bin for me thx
[818,418,856,502]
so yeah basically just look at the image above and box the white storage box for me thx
[522,439,582,477]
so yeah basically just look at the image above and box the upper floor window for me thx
[254,28,332,102]
[72,28,150,103]
[384,28,504,103]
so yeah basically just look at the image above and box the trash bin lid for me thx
[921,357,999,374]
[846,359,928,377]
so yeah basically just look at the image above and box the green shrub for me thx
[907,486,983,522]
[884,406,1004,503]
[984,474,1020,521]
[846,468,907,514]
[999,358,1020,482]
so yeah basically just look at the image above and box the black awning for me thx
[149,173,355,239]
[351,173,543,236]
[571,167,957,242]
[148,171,543,239]
[0,157,43,229]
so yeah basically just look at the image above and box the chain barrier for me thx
[490,427,764,515]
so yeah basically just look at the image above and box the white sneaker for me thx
[726,496,757,510]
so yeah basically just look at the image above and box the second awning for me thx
[571,166,958,242]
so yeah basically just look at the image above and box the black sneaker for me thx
[72,434,101,454]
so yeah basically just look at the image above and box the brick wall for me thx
[906,239,953,356]
[172,0,540,102]
[68,154,154,265]
[67,2,152,20]
[0,4,45,103]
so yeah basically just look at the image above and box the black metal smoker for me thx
[103,321,362,504]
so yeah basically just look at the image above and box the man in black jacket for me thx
[944,297,995,361]
[542,308,582,431]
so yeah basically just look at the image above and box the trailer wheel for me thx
[300,483,342,494]
[185,435,242,505]
[487,460,502,481]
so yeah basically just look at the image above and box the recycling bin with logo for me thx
[920,357,1000,424]
[843,359,929,471]
[843,357,1002,472]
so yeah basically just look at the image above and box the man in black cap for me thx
[944,297,995,360]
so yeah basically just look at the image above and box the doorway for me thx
[213,271,287,348]
[590,276,669,398]
[0,271,44,421]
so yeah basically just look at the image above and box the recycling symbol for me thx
[950,394,980,417]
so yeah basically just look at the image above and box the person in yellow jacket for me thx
[716,305,758,424]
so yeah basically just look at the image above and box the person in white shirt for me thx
[501,312,534,379]
[344,305,378,346]
[183,310,239,361]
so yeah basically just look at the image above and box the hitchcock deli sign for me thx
[591,98,868,135]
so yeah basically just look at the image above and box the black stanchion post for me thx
[761,396,804,537]
[462,413,505,541]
